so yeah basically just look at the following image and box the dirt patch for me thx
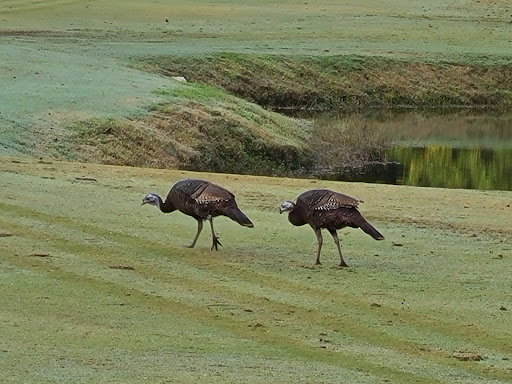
[451,351,485,362]
[0,30,69,37]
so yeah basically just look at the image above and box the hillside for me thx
[1,0,512,174]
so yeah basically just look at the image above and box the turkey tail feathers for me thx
[226,207,254,227]
[360,220,384,240]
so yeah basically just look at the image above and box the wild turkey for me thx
[142,178,253,250]
[279,189,384,267]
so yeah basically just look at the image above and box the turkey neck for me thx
[288,209,306,226]
[159,195,176,213]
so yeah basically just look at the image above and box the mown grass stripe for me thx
[1,207,511,382]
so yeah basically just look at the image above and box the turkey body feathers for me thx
[143,178,253,251]
[281,189,384,266]
[300,189,360,211]
[292,189,382,238]
[166,179,253,227]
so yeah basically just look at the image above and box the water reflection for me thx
[312,111,512,191]
[388,146,512,190]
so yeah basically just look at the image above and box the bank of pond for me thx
[311,110,512,191]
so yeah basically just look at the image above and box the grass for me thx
[1,155,511,383]
[2,1,511,61]
[0,3,511,379]
[145,53,512,111]
[1,0,512,167]
[62,96,312,175]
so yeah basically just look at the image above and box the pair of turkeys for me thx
[142,178,384,267]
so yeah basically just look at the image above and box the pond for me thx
[312,111,512,191]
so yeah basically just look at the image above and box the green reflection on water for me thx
[309,110,512,190]
[388,146,512,190]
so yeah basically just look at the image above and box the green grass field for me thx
[1,156,511,383]
[1,1,512,382]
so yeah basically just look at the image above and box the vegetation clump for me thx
[310,115,392,179]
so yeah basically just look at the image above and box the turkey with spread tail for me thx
[143,179,253,251]
[279,189,384,267]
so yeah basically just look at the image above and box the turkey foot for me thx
[211,236,223,251]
